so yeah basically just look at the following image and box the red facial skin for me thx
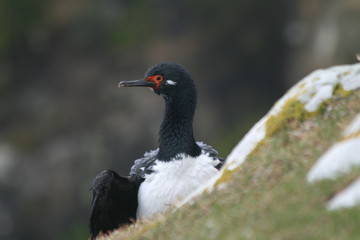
[146,75,163,89]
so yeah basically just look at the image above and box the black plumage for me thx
[89,63,223,239]
[89,170,139,240]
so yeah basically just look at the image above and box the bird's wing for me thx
[129,148,159,182]
[90,170,140,239]
[196,141,225,170]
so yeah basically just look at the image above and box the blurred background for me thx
[0,0,359,239]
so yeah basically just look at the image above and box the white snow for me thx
[307,109,360,183]
[303,84,333,112]
[225,117,267,171]
[327,177,360,210]
[341,68,360,90]
[307,136,360,182]
[180,63,360,206]
[225,63,360,175]
[343,114,360,138]
[303,66,360,209]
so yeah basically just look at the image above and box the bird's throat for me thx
[157,94,201,161]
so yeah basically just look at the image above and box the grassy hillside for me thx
[95,65,360,240]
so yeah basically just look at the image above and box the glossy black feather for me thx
[89,170,140,240]
[145,63,201,161]
[89,63,224,238]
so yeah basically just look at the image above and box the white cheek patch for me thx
[166,80,177,86]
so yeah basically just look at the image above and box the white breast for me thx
[136,154,219,219]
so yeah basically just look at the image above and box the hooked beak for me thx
[118,79,156,88]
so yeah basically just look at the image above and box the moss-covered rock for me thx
[97,63,360,240]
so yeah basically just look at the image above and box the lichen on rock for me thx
[186,63,360,203]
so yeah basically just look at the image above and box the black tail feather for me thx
[89,170,139,239]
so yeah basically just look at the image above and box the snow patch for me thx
[343,114,360,138]
[327,177,360,210]
[226,117,267,171]
[341,69,360,90]
[307,111,360,182]
[307,136,360,182]
[303,84,333,112]
[306,86,360,209]
[181,63,360,205]
[222,64,360,175]
[223,63,360,185]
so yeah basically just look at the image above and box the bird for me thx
[89,62,223,239]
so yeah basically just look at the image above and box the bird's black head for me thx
[118,63,195,97]
[118,62,200,160]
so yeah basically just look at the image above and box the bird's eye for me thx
[145,75,164,89]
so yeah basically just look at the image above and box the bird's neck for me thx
[157,92,201,161]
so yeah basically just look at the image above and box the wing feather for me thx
[90,170,139,239]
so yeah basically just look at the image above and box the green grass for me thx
[99,90,360,240]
